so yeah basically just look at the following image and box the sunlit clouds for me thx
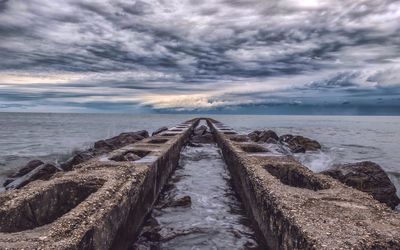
[0,0,399,113]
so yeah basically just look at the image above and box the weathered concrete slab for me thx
[0,119,199,250]
[1,117,399,250]
[207,118,400,250]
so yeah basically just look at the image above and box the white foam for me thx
[294,150,335,172]
[388,172,400,200]
[135,155,158,164]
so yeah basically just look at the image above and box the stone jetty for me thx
[0,118,399,249]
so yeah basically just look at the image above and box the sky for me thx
[0,0,400,114]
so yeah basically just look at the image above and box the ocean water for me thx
[0,113,399,196]
[135,142,261,249]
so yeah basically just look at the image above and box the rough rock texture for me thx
[229,135,249,142]
[209,118,400,250]
[140,215,161,242]
[2,118,399,250]
[194,125,208,135]
[5,163,59,190]
[249,130,279,143]
[191,132,214,143]
[35,164,58,179]
[109,152,141,162]
[3,160,45,186]
[280,134,321,152]
[94,131,148,153]
[4,130,149,188]
[134,217,207,248]
[248,130,321,152]
[321,161,400,209]
[60,151,95,171]
[9,160,44,178]
[162,196,192,208]
[135,130,150,138]
[0,120,197,249]
[248,130,261,141]
[187,141,203,147]
[152,127,168,136]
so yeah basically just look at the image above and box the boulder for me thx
[248,130,279,143]
[3,160,45,187]
[279,134,321,152]
[194,125,208,136]
[191,132,214,143]
[229,135,249,142]
[140,215,161,242]
[34,163,59,180]
[141,227,161,242]
[3,178,14,187]
[248,131,261,141]
[93,140,114,152]
[109,152,141,162]
[60,151,95,171]
[321,161,400,209]
[162,195,192,208]
[94,131,147,153]
[159,228,208,242]
[135,130,149,138]
[6,163,59,190]
[258,130,279,143]
[125,152,141,161]
[89,130,148,162]
[187,141,203,147]
[152,127,168,136]
[4,130,148,188]
[10,160,44,178]
[265,137,278,144]
[105,132,144,149]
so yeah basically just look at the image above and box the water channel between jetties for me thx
[132,123,264,249]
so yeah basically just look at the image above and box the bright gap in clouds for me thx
[0,0,399,114]
[289,0,324,8]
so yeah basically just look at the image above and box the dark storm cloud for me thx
[0,88,117,101]
[0,0,400,113]
[307,72,362,89]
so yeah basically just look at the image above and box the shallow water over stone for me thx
[133,142,262,249]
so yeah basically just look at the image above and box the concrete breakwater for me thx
[0,118,399,249]
[0,119,198,249]
[207,118,400,249]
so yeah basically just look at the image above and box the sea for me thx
[0,113,399,197]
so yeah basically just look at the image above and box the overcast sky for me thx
[0,0,399,114]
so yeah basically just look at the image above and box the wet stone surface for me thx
[132,143,262,249]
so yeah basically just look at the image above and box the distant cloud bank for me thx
[0,0,399,114]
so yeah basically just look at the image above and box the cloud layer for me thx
[0,0,399,113]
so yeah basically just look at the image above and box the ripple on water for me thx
[133,144,263,249]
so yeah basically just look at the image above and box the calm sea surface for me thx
[0,113,399,196]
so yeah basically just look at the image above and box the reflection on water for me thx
[133,143,262,249]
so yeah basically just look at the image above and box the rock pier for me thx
[0,118,399,249]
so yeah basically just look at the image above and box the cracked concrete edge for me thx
[0,119,200,250]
